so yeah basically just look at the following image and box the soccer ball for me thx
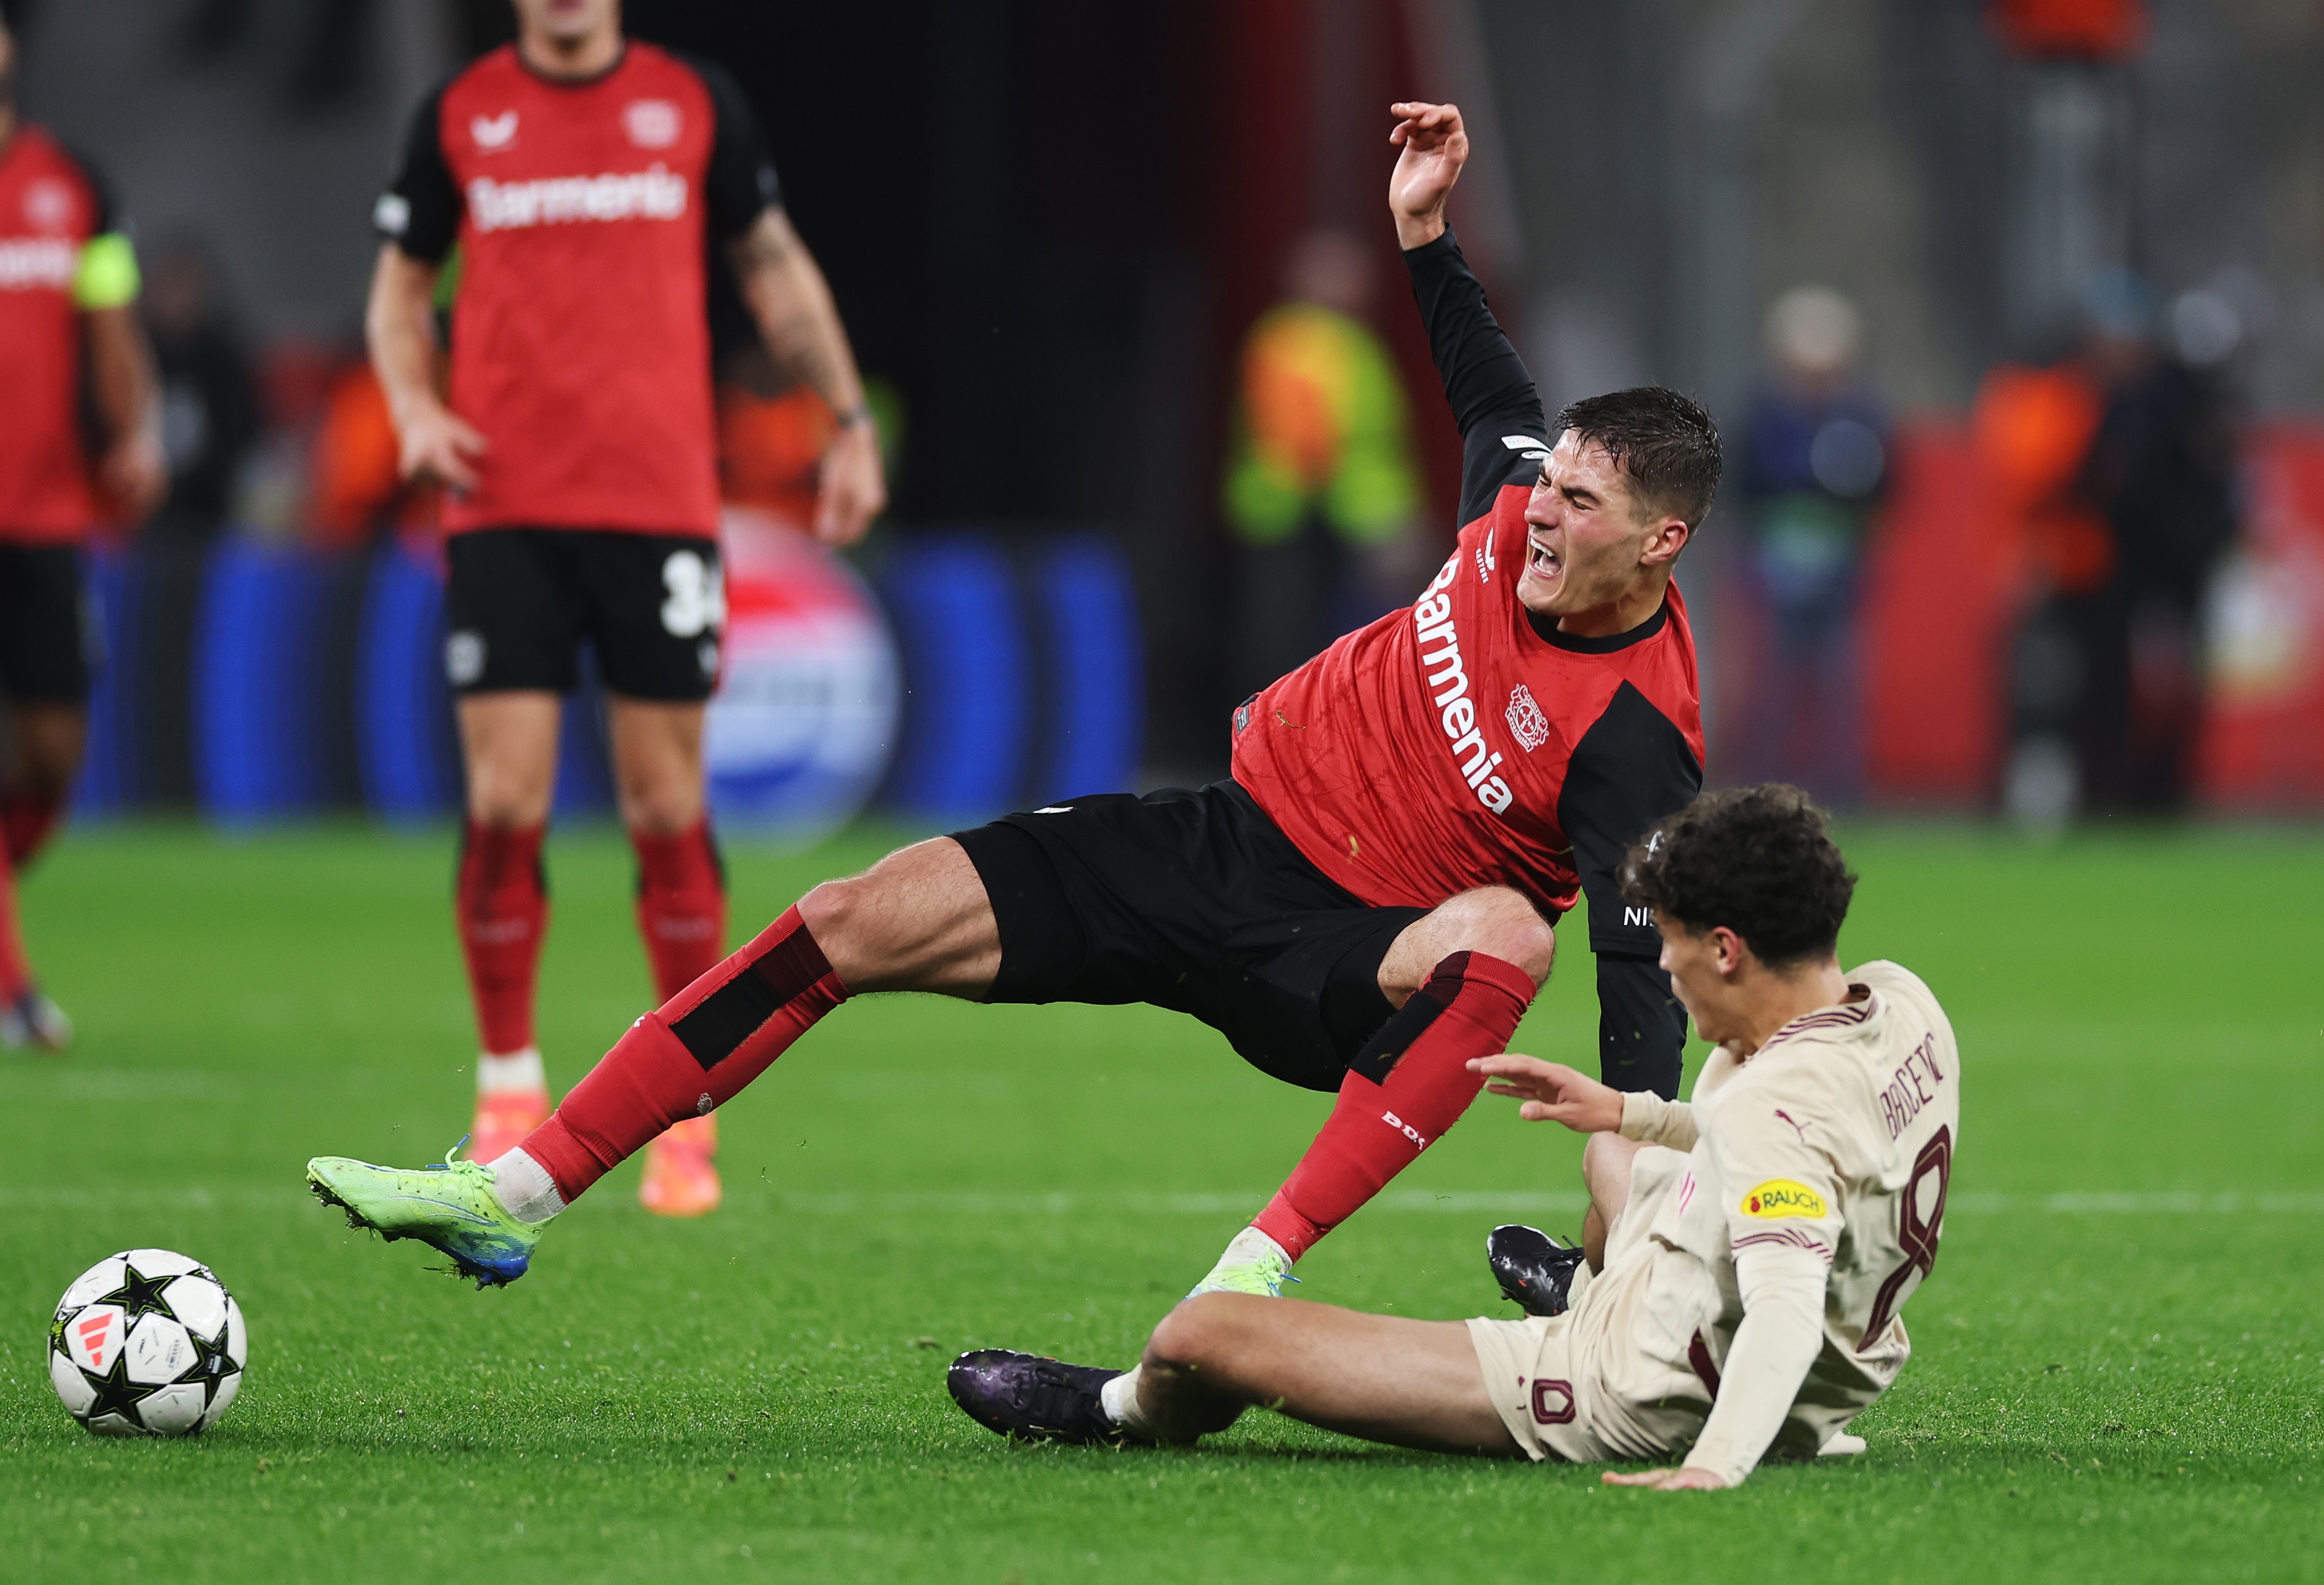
[48,1249,247,1437]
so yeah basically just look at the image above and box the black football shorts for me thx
[0,544,98,705]
[443,528,724,701]
[952,782,1430,1092]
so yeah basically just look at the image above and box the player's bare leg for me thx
[455,692,561,1164]
[947,1293,1521,1455]
[1579,1131,1646,1271]
[608,696,729,1216]
[1199,887,1555,1297]
[1138,1295,1521,1453]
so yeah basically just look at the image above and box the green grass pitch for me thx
[2,818,2320,1583]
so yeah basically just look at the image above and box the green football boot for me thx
[1186,1227,1299,1300]
[306,1147,545,1288]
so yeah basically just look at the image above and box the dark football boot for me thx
[1487,1224,1589,1317]
[947,1349,1142,1445]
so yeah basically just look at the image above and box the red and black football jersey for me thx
[1233,232,1707,1094]
[0,126,119,543]
[376,42,779,537]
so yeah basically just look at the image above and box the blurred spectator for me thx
[232,337,339,539]
[307,354,431,549]
[1727,285,1891,806]
[140,237,260,547]
[1983,270,2238,826]
[1223,228,1424,700]
[717,343,837,530]
[2081,278,2241,811]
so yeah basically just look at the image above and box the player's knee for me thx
[1445,887,1555,984]
[796,874,866,955]
[1146,1293,1242,1375]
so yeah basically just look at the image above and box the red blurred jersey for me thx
[0,127,112,543]
[377,43,779,536]
[1235,499,1703,929]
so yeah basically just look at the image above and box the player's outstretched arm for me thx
[365,242,485,491]
[1469,1054,1625,1133]
[732,209,887,546]
[1389,100,1547,525]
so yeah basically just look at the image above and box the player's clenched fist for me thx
[1468,1053,1625,1133]
[1388,100,1469,250]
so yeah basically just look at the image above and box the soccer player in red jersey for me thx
[0,17,166,1051]
[309,101,1714,1298]
[366,0,884,1214]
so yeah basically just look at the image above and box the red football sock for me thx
[521,905,847,1200]
[0,844,30,1002]
[1252,951,1537,1261]
[2,790,65,868]
[456,820,548,1057]
[630,819,727,1002]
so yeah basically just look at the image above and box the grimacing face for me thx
[1516,431,1682,621]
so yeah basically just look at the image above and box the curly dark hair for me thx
[1618,785,1855,968]
[1555,386,1723,531]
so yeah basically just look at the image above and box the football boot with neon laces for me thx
[947,1350,1143,1445]
[305,1141,546,1288]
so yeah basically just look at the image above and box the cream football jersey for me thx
[1641,960,1961,1457]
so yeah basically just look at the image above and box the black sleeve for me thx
[683,54,783,242]
[376,82,460,264]
[1402,227,1551,526]
[1557,679,1703,1096]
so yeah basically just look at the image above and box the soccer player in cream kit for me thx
[310,103,1712,1301]
[367,0,884,1215]
[953,784,1961,1488]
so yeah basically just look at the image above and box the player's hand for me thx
[101,432,168,523]
[394,399,488,491]
[1602,1465,1730,1492]
[814,418,886,546]
[1468,1054,1624,1133]
[1387,101,1468,250]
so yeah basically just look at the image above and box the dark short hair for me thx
[1555,387,1723,530]
[1619,785,1854,968]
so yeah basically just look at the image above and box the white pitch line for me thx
[3,1187,2320,1215]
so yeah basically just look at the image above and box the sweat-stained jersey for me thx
[1231,229,1704,1094]
[0,127,132,542]
[375,43,780,536]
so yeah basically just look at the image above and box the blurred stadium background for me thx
[9,0,2324,834]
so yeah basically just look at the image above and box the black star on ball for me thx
[179,1326,238,1407]
[93,1262,178,1322]
[77,1348,159,1429]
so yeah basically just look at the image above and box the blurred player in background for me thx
[309,101,1712,1303]
[367,0,883,1213]
[950,786,1960,1491]
[0,15,166,1050]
